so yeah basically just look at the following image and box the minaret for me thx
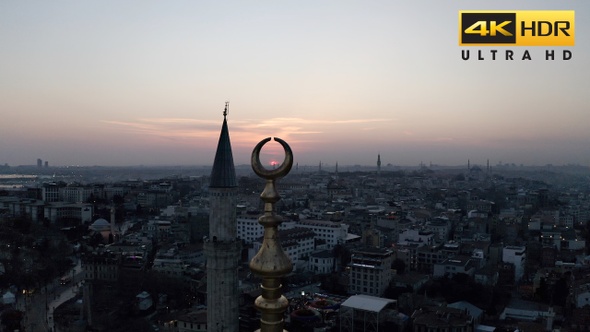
[110,206,115,235]
[110,206,117,243]
[377,153,381,176]
[204,102,241,332]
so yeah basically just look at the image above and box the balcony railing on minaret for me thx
[249,137,294,332]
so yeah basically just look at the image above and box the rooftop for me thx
[341,294,396,312]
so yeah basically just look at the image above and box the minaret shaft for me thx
[205,106,241,332]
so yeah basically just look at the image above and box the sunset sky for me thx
[1,1,588,168]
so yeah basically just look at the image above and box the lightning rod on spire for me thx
[224,101,229,118]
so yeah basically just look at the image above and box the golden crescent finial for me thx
[251,137,293,180]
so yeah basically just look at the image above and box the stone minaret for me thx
[204,103,241,332]
[377,153,381,175]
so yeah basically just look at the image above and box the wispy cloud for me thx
[101,118,221,141]
[102,117,394,146]
[433,137,454,142]
[243,117,393,128]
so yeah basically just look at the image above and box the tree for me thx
[392,259,406,274]
[383,285,412,299]
[553,277,568,306]
[340,246,352,268]
[332,244,343,272]
[1,309,23,332]
[12,216,32,234]
[113,194,124,206]
[88,232,105,247]
[536,277,548,302]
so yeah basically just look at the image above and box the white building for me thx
[44,202,93,224]
[426,218,451,242]
[61,186,94,203]
[237,216,265,244]
[397,229,434,246]
[502,246,526,281]
[144,219,172,242]
[251,227,315,271]
[295,219,350,246]
[42,183,61,202]
[152,244,205,277]
[152,247,189,277]
[240,218,352,247]
[433,256,476,278]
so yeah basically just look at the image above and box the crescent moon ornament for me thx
[249,136,294,330]
[251,137,293,180]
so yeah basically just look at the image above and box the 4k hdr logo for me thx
[459,10,575,46]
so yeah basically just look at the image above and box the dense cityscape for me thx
[1,1,587,331]
[1,149,590,332]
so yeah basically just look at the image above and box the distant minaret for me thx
[319,161,322,173]
[110,206,117,243]
[377,153,381,175]
[468,159,470,170]
[204,102,241,332]
[487,159,490,173]
[335,162,339,176]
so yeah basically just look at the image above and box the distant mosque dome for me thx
[470,165,482,172]
[89,218,111,232]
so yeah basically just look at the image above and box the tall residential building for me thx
[348,247,395,296]
[203,104,241,332]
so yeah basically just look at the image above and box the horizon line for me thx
[3,163,589,169]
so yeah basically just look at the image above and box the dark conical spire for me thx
[210,102,237,188]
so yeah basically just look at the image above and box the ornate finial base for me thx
[249,137,294,332]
